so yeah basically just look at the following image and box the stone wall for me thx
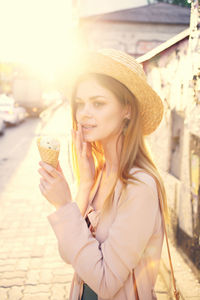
[142,37,200,270]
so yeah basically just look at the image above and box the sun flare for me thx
[0,0,83,82]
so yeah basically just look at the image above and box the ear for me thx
[123,104,131,120]
[124,113,131,120]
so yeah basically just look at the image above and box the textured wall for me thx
[80,20,188,57]
[142,37,200,247]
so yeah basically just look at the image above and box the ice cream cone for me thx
[37,137,60,168]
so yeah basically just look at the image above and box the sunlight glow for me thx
[0,0,83,81]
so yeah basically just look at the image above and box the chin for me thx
[83,132,109,143]
[83,135,96,142]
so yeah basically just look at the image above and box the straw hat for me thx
[69,48,164,136]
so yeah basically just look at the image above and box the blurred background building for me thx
[78,2,190,57]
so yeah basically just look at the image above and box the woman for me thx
[38,48,169,300]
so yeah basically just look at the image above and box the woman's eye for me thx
[75,101,105,108]
[76,102,84,107]
[93,101,104,107]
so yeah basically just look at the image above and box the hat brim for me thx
[65,51,164,135]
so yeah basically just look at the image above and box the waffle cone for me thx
[37,138,59,168]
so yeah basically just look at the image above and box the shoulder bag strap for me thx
[132,170,180,300]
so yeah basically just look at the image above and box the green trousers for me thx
[81,283,98,300]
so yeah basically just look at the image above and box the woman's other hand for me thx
[72,123,95,189]
[38,161,72,210]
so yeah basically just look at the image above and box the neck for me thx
[101,133,124,178]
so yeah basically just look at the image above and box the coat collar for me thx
[88,168,104,207]
[87,166,142,210]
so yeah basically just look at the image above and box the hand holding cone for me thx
[37,136,60,168]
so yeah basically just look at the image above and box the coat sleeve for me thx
[47,182,159,299]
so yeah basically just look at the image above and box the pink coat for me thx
[48,167,164,300]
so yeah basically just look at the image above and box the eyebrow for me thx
[75,96,107,101]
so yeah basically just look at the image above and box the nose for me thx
[77,103,93,119]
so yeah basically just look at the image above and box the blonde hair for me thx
[70,73,169,225]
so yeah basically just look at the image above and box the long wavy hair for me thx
[70,73,169,224]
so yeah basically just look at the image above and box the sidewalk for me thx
[158,237,200,299]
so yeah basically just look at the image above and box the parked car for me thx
[0,94,27,125]
[0,116,5,135]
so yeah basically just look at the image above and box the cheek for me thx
[100,108,124,129]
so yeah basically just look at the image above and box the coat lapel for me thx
[83,169,104,218]
[84,166,141,217]
[88,169,104,205]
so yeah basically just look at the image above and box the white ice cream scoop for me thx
[39,136,60,151]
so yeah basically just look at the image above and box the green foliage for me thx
[148,0,191,7]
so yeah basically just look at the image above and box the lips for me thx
[82,124,96,128]
[81,124,96,133]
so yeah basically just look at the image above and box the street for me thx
[0,104,170,300]
[0,104,76,300]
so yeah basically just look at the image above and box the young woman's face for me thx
[75,77,129,143]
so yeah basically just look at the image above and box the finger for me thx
[78,123,84,146]
[39,161,59,178]
[86,142,92,157]
[39,183,46,195]
[75,127,82,155]
[40,177,50,188]
[57,161,63,174]
[38,167,54,183]
[78,123,84,142]
[81,142,87,158]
